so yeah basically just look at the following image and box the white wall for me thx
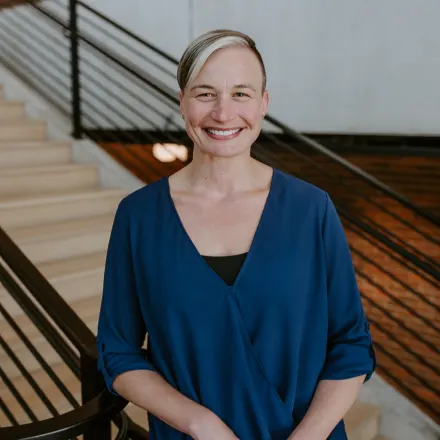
[86,0,440,135]
[87,0,191,59]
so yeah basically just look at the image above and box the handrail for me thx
[1,391,126,440]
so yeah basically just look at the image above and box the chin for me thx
[206,143,250,158]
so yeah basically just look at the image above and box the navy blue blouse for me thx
[97,168,375,440]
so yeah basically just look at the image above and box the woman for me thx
[97,29,375,440]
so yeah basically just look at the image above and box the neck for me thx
[186,150,262,196]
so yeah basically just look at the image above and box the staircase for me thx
[0,84,393,439]
[0,84,135,430]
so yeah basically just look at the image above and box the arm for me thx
[289,194,375,438]
[287,375,365,440]
[113,369,220,437]
[97,201,233,438]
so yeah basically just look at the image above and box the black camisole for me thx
[202,252,248,286]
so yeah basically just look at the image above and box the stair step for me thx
[345,401,380,440]
[0,251,105,317]
[0,119,47,142]
[5,214,113,265]
[0,101,25,119]
[0,145,71,168]
[0,188,125,228]
[38,251,106,280]
[0,140,70,150]
[0,164,99,197]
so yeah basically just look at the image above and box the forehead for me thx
[192,46,263,88]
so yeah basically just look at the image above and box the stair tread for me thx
[0,140,70,149]
[0,101,24,109]
[0,145,70,154]
[0,100,23,105]
[0,163,98,176]
[0,117,46,126]
[37,251,106,279]
[0,187,126,208]
[6,214,113,243]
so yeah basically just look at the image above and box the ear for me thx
[261,90,269,118]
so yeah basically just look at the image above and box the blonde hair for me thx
[177,29,267,93]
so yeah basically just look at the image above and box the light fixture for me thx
[152,143,188,163]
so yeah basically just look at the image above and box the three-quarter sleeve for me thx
[319,193,376,382]
[97,199,157,396]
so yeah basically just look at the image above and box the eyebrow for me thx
[190,84,257,92]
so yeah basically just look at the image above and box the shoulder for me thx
[116,177,166,218]
[275,168,329,217]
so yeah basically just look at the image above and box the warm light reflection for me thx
[152,143,188,163]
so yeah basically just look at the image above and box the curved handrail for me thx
[0,225,147,438]
[0,390,127,440]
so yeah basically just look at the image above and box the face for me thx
[180,46,269,158]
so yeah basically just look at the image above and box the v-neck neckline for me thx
[164,168,278,291]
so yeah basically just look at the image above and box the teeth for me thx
[207,128,240,136]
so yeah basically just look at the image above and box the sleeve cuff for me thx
[319,322,376,383]
[97,338,157,396]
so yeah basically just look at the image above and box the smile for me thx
[204,128,243,140]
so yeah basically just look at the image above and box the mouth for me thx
[203,127,244,140]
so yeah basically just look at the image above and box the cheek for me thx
[186,104,210,126]
[240,105,262,126]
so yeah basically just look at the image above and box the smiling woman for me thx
[178,30,268,158]
[97,29,375,440]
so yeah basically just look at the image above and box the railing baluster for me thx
[0,335,60,417]
[70,0,82,138]
[0,367,38,424]
[0,303,80,409]
[0,396,19,427]
[81,354,111,440]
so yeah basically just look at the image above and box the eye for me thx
[234,92,250,99]
[197,93,215,99]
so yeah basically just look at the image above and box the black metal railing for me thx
[0,0,439,428]
[0,227,148,439]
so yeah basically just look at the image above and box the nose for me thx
[211,96,235,122]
